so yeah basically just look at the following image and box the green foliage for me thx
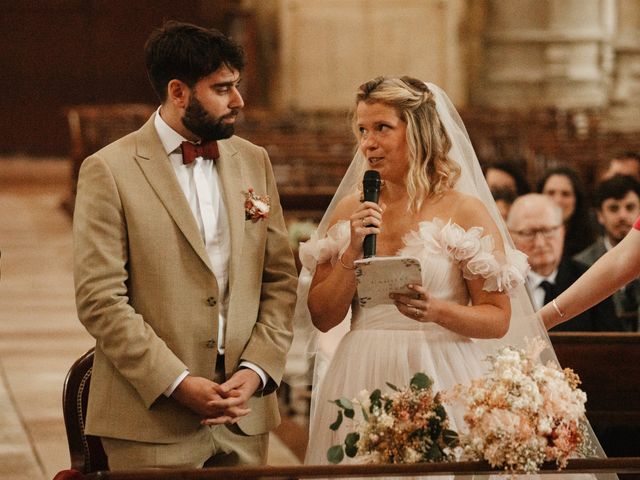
[329,410,343,431]
[410,372,433,390]
[443,428,460,447]
[327,445,344,464]
[345,432,360,457]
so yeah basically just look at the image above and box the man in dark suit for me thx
[507,194,623,331]
[574,175,640,331]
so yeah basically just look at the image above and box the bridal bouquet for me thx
[327,372,459,464]
[451,337,593,475]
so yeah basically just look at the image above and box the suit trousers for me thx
[102,355,269,470]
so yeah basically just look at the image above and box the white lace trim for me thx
[298,218,529,293]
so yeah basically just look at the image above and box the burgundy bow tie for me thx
[180,140,219,164]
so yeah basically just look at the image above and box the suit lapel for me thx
[216,139,245,292]
[133,115,214,273]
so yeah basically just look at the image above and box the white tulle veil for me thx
[290,81,612,475]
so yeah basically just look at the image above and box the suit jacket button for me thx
[206,297,217,306]
[206,339,216,348]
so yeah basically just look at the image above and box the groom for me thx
[73,21,297,469]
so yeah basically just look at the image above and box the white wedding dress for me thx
[301,218,604,480]
[294,82,613,479]
[302,217,528,471]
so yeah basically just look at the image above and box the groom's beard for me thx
[182,95,238,142]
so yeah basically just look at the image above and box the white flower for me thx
[357,389,372,411]
[377,412,395,429]
[465,251,500,279]
[440,222,483,261]
[403,447,422,463]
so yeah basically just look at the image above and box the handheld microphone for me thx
[362,170,381,258]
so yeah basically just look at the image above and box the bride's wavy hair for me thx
[353,76,460,211]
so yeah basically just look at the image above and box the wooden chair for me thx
[63,103,155,214]
[61,348,108,474]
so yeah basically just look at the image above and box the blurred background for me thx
[2,1,640,479]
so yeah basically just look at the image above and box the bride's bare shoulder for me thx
[326,192,361,227]
[439,191,497,232]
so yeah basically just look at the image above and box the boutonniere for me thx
[244,187,270,222]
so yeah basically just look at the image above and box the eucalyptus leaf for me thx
[344,435,359,459]
[327,445,344,464]
[426,442,443,461]
[344,407,355,419]
[345,432,360,448]
[370,389,382,406]
[337,397,354,410]
[329,410,343,431]
[410,372,433,390]
[361,406,369,422]
[345,443,358,458]
[443,429,459,447]
[385,381,399,391]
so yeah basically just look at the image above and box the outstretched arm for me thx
[539,228,640,329]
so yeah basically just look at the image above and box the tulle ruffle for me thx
[299,217,529,294]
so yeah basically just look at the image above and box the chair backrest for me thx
[62,348,109,473]
[64,103,155,214]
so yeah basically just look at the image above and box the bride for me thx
[295,76,612,479]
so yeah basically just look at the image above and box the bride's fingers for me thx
[407,284,427,298]
[394,301,423,320]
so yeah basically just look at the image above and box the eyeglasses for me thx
[510,225,562,242]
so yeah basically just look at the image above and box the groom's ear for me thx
[167,79,190,109]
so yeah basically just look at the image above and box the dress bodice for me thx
[299,218,529,334]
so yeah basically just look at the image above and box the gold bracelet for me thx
[338,254,356,270]
[552,298,565,318]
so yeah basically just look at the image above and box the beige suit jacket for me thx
[73,114,297,443]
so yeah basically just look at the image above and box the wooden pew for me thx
[550,332,640,460]
[84,458,640,479]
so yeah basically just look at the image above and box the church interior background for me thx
[1,1,640,479]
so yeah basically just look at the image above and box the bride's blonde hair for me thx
[353,76,460,211]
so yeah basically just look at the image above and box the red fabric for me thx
[181,140,219,164]
[634,216,640,230]
[52,469,85,480]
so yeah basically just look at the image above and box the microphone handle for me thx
[363,233,376,259]
[362,174,380,258]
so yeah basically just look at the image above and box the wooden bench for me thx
[83,457,640,479]
[550,332,640,459]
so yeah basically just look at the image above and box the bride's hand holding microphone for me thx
[341,202,385,266]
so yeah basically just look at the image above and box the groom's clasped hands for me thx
[172,369,262,426]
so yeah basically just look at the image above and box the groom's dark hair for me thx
[144,21,245,102]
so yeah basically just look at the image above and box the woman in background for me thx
[537,166,596,257]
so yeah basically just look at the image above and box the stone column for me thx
[605,0,640,132]
[472,0,613,109]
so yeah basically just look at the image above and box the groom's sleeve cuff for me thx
[239,361,267,391]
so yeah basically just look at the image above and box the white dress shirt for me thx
[154,110,266,395]
[527,269,559,311]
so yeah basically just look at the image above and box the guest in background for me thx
[490,186,516,220]
[73,21,297,470]
[507,194,622,331]
[484,161,530,198]
[537,166,596,258]
[599,151,640,182]
[574,175,640,331]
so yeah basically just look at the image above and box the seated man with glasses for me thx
[507,193,623,331]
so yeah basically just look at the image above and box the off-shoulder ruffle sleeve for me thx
[402,218,529,294]
[298,220,350,271]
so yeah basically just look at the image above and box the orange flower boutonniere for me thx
[244,187,270,222]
